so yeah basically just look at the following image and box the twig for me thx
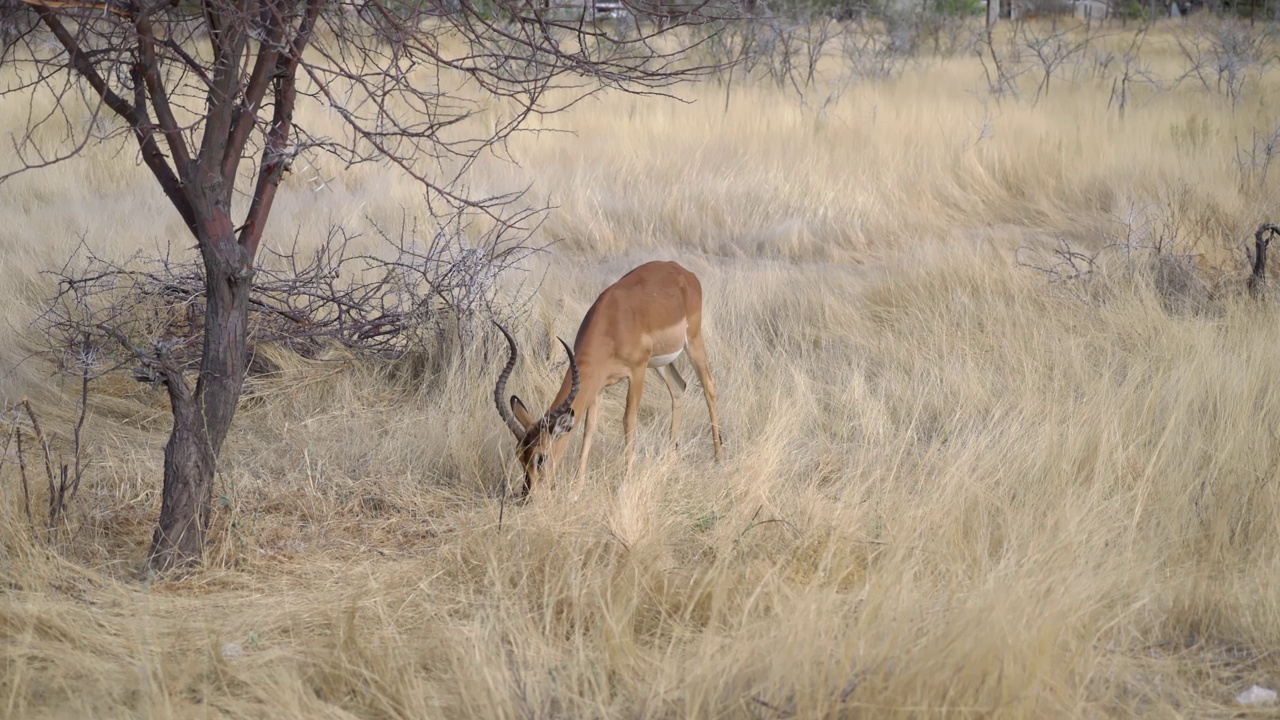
[21,399,58,527]
[67,340,90,508]
[740,517,801,537]
[0,422,30,525]
[498,473,508,530]
[15,428,32,525]
[752,693,796,717]
[0,422,14,493]
[1015,235,1101,300]
[739,504,801,538]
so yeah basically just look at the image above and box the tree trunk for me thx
[147,232,252,573]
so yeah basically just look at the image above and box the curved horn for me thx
[1251,224,1280,296]
[545,337,579,422]
[492,321,526,438]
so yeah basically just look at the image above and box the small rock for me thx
[220,642,245,661]
[1235,685,1278,706]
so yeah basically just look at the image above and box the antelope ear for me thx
[511,396,534,430]
[551,409,576,438]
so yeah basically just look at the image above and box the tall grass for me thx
[4,17,1280,718]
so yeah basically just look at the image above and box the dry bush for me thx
[1174,17,1279,109]
[840,15,918,82]
[1017,184,1244,314]
[32,212,546,384]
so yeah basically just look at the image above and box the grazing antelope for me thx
[493,260,724,497]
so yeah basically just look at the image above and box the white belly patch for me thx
[648,348,684,368]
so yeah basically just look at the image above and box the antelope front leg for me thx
[685,333,724,462]
[654,365,685,452]
[576,395,601,482]
[624,368,647,474]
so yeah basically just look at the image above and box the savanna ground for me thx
[5,12,1280,718]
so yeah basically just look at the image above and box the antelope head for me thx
[493,322,580,498]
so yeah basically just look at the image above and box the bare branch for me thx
[0,422,30,525]
[16,427,33,525]
[20,399,59,528]
[33,210,547,388]
[134,2,194,177]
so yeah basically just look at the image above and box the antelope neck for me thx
[545,360,605,420]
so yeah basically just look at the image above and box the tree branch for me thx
[97,323,193,412]
[222,0,285,183]
[238,0,322,258]
[195,0,252,190]
[31,6,197,230]
[135,2,194,178]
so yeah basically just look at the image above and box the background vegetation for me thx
[5,8,1280,717]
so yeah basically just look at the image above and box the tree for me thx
[0,0,722,573]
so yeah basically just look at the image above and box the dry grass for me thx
[5,17,1280,718]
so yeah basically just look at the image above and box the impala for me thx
[494,260,724,497]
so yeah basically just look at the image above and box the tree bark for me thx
[149,381,216,571]
[138,0,308,572]
[147,227,253,573]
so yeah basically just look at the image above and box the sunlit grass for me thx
[4,17,1280,718]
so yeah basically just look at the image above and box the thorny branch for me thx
[1015,235,1101,293]
[1173,19,1277,111]
[1,387,90,530]
[33,214,546,382]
